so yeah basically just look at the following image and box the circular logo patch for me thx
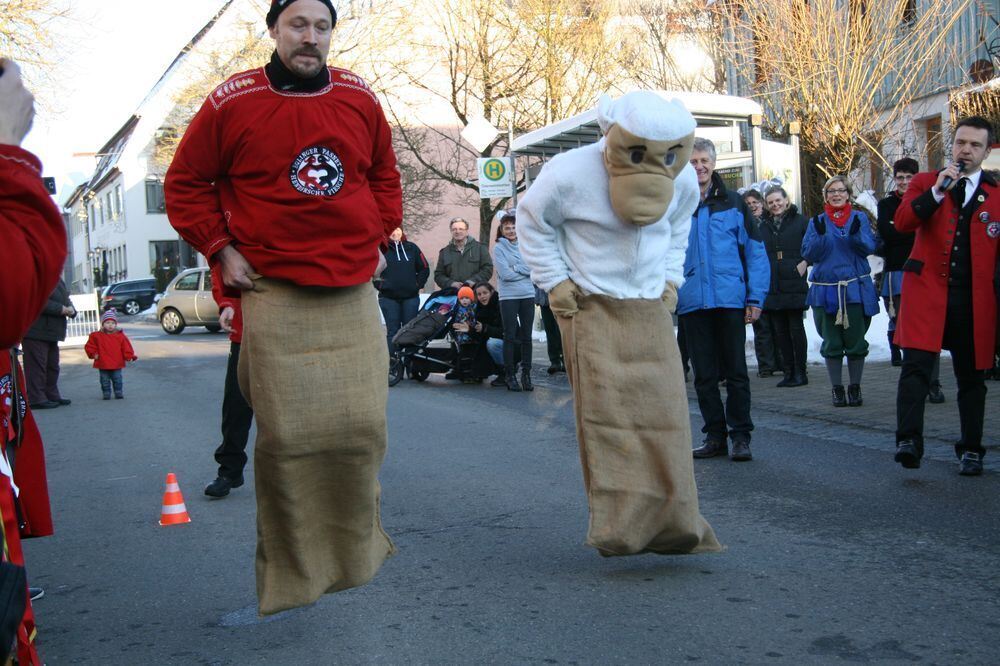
[987,221,1000,239]
[289,146,344,197]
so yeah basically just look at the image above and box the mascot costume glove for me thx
[549,279,582,318]
[516,91,722,558]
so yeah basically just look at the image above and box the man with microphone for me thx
[892,116,999,476]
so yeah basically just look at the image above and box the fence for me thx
[62,292,101,348]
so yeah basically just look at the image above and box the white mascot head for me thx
[597,91,697,226]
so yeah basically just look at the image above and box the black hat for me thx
[266,0,337,29]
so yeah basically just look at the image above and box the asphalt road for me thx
[23,321,1000,664]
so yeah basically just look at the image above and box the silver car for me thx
[156,267,222,334]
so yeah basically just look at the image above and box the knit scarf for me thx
[265,50,330,93]
[824,203,852,228]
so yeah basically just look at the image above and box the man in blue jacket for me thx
[677,138,770,462]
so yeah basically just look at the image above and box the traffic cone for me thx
[158,472,191,526]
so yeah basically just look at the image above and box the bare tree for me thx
[0,0,70,91]
[614,0,728,94]
[723,0,973,210]
[385,0,622,243]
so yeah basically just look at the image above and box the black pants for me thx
[21,338,62,404]
[896,290,985,458]
[214,342,254,480]
[680,308,754,442]
[769,309,807,377]
[752,313,781,373]
[500,298,534,369]
[539,305,563,366]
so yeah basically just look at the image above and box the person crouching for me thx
[84,309,137,399]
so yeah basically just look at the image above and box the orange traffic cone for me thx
[158,472,191,526]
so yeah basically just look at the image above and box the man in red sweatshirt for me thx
[0,56,63,665]
[164,0,402,615]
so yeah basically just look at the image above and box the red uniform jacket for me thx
[893,170,1000,369]
[84,330,137,369]
[164,66,403,291]
[0,145,67,349]
[211,265,243,344]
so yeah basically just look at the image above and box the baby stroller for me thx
[389,288,473,386]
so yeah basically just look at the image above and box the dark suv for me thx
[101,279,159,316]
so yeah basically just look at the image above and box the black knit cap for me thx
[266,0,337,28]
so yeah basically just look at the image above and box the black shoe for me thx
[521,368,534,392]
[693,438,727,459]
[490,373,506,387]
[781,373,808,387]
[776,373,794,387]
[29,587,43,601]
[927,381,945,404]
[29,401,59,410]
[894,441,921,469]
[958,452,983,476]
[730,439,752,462]
[56,398,71,406]
[890,344,902,367]
[205,475,245,498]
[102,394,111,400]
[553,362,566,373]
[847,383,863,407]
[115,394,124,400]
[547,365,559,375]
[505,372,522,392]
[832,385,847,407]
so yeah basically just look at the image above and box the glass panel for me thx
[174,273,200,291]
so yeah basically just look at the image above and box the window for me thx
[105,193,112,222]
[88,203,96,231]
[204,270,214,292]
[174,272,200,291]
[924,115,943,171]
[145,179,166,213]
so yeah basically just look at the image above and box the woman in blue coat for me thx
[802,176,879,407]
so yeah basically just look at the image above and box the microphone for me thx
[941,160,966,190]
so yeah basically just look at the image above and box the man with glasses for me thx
[433,217,494,289]
[892,116,999,476]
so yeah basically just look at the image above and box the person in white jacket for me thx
[518,91,721,557]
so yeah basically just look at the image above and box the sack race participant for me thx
[518,91,722,556]
[164,0,399,614]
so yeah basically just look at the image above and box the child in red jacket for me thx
[84,310,137,400]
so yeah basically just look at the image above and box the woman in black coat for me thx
[470,282,506,384]
[760,188,809,387]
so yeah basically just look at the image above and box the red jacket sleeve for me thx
[210,264,238,312]
[0,146,67,349]
[163,98,235,260]
[894,172,938,233]
[367,101,403,242]
[84,332,98,359]
[121,334,136,361]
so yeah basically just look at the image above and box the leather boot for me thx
[847,383,863,407]
[692,437,727,459]
[832,385,847,407]
[776,371,794,387]
[520,364,534,391]
[889,332,902,367]
[730,439,752,462]
[927,381,945,404]
[505,367,522,392]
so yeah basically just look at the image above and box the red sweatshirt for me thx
[0,145,67,349]
[84,330,137,370]
[164,66,403,289]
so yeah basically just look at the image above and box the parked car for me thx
[101,278,158,316]
[156,267,222,334]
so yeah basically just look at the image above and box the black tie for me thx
[951,177,967,208]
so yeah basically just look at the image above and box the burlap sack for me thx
[238,278,395,615]
[559,294,722,556]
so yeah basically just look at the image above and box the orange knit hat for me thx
[457,286,475,301]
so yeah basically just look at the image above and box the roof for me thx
[511,91,763,157]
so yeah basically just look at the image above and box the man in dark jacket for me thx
[377,227,430,353]
[434,217,493,289]
[21,278,76,409]
[678,138,770,463]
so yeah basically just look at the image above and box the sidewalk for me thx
[528,342,998,463]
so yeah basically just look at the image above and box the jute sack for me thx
[559,293,722,556]
[238,278,395,615]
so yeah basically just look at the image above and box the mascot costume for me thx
[518,91,722,556]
